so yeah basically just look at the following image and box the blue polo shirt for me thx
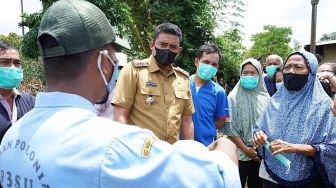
[263,74,275,96]
[190,75,230,146]
[0,92,240,188]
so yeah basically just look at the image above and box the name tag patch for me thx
[141,135,158,158]
[146,81,157,87]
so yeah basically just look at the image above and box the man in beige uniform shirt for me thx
[112,22,194,144]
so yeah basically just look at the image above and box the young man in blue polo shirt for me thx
[190,44,230,146]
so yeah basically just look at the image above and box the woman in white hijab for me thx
[223,58,270,188]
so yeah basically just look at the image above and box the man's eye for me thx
[170,46,177,50]
[160,43,168,47]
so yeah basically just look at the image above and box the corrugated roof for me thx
[305,39,336,47]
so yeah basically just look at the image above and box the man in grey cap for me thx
[0,0,240,187]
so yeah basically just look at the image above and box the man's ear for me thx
[177,47,183,54]
[100,50,112,80]
[149,41,155,50]
[194,58,199,67]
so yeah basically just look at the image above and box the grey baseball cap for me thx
[38,0,130,58]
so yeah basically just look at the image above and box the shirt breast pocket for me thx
[173,85,189,114]
[174,88,189,100]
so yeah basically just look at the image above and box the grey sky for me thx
[242,0,336,47]
[0,0,335,48]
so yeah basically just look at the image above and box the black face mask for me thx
[154,47,178,66]
[283,73,309,91]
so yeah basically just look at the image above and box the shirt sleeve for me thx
[182,79,195,116]
[111,63,137,111]
[100,128,241,188]
[215,88,230,119]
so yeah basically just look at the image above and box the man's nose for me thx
[288,67,295,74]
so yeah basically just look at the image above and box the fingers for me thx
[269,139,283,153]
[317,72,333,80]
[269,139,293,155]
[252,156,261,162]
[272,147,288,155]
[253,131,267,147]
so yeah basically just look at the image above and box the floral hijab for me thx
[255,51,336,187]
[226,58,270,160]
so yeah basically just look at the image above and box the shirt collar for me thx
[148,55,160,73]
[148,55,174,75]
[35,92,96,113]
[13,88,20,99]
[0,88,20,100]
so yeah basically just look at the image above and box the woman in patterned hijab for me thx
[253,50,336,187]
[224,58,270,188]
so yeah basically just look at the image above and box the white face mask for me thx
[96,51,119,104]
[276,82,283,91]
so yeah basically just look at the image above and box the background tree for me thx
[319,31,336,42]
[20,0,245,74]
[248,25,292,64]
[292,39,302,51]
[215,29,245,82]
[0,32,22,49]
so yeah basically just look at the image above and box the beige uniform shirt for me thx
[112,55,194,144]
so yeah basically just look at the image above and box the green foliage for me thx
[213,0,245,32]
[248,25,293,64]
[20,0,245,75]
[17,58,45,95]
[21,57,45,82]
[215,29,245,82]
[319,31,336,42]
[0,33,22,49]
[20,12,42,59]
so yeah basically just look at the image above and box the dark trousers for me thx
[239,160,263,188]
[263,178,325,188]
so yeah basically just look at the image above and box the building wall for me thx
[323,45,336,63]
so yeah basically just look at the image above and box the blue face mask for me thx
[265,65,278,78]
[96,51,118,104]
[276,82,283,91]
[197,63,218,81]
[240,75,259,90]
[0,67,23,89]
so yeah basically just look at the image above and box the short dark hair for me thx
[38,34,93,83]
[196,44,222,62]
[154,22,182,44]
[0,40,16,52]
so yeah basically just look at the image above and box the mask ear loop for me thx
[97,51,108,86]
[105,52,118,83]
[98,50,117,86]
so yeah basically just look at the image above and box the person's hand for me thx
[332,98,336,117]
[269,139,296,155]
[317,71,334,81]
[253,130,268,147]
[243,146,260,162]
